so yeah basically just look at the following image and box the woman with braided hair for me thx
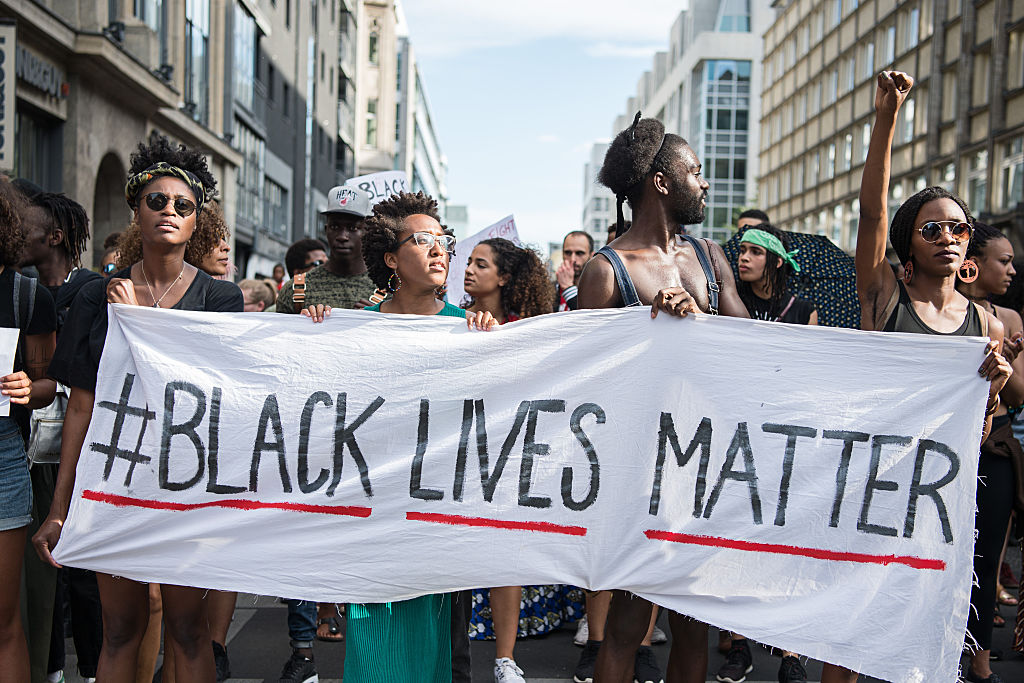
[34,133,242,683]
[856,71,1012,683]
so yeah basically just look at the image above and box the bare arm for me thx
[980,315,1011,443]
[25,331,56,410]
[708,241,749,319]
[996,308,1024,408]
[856,71,914,331]
[808,310,819,326]
[32,386,95,567]
[577,256,622,309]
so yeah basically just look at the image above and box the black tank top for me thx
[882,282,983,336]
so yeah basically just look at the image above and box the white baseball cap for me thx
[323,186,371,217]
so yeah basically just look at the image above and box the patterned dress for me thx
[469,586,586,640]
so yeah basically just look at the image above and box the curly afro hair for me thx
[463,238,554,319]
[116,200,230,269]
[361,191,448,289]
[598,113,690,231]
[889,186,972,265]
[128,130,218,203]
[965,221,1005,261]
[0,177,28,267]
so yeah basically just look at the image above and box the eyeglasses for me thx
[305,260,325,268]
[143,192,198,218]
[397,231,456,252]
[916,221,973,244]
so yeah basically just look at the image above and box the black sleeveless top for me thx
[882,282,983,336]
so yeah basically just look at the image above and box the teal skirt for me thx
[344,594,451,682]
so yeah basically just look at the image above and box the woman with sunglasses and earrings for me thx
[856,72,1012,683]
[33,134,243,683]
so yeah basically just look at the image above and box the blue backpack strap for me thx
[596,246,642,307]
[681,235,720,315]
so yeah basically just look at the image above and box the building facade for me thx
[758,0,1024,252]
[355,0,447,217]
[581,142,615,248]
[602,1,774,244]
[1,0,360,278]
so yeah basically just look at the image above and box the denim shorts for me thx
[0,416,32,531]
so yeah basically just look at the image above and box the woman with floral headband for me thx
[33,134,242,682]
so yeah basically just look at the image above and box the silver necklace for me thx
[141,263,185,308]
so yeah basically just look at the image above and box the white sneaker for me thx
[651,625,668,644]
[574,617,590,646]
[494,657,526,683]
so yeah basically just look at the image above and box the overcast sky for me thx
[401,1,685,249]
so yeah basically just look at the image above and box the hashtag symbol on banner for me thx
[89,373,156,487]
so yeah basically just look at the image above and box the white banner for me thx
[344,170,409,207]
[0,326,18,416]
[446,214,520,307]
[0,22,16,172]
[54,306,987,682]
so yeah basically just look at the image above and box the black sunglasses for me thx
[143,192,198,218]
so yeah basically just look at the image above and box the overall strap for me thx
[292,272,307,312]
[595,246,641,307]
[681,235,720,314]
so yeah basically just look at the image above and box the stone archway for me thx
[91,153,130,268]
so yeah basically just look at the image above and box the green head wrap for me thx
[124,162,207,212]
[740,228,801,273]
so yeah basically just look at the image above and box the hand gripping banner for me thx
[54,305,988,682]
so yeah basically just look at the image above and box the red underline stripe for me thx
[644,529,945,571]
[82,490,372,518]
[407,511,588,536]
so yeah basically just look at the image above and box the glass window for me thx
[1009,31,1024,91]
[899,97,915,144]
[263,178,288,237]
[233,119,265,226]
[860,122,871,163]
[966,150,988,213]
[366,98,378,146]
[827,142,836,178]
[843,132,853,171]
[135,0,163,34]
[233,3,256,109]
[1002,137,1023,209]
[368,31,379,65]
[883,25,895,65]
[861,42,874,80]
[717,109,732,129]
[734,159,747,180]
[903,7,919,51]
[184,0,210,124]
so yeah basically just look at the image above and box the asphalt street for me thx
[58,589,1024,683]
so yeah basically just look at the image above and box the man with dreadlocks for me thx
[17,190,104,683]
[577,114,747,683]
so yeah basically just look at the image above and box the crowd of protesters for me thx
[0,71,1021,683]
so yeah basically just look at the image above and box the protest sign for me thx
[446,214,519,307]
[54,306,987,682]
[344,170,409,207]
[0,326,18,416]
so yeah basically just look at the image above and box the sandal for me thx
[316,616,344,642]
[997,588,1018,606]
[994,612,1006,628]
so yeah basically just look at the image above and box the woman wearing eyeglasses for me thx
[327,191,495,683]
[33,134,243,683]
[857,72,1012,683]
